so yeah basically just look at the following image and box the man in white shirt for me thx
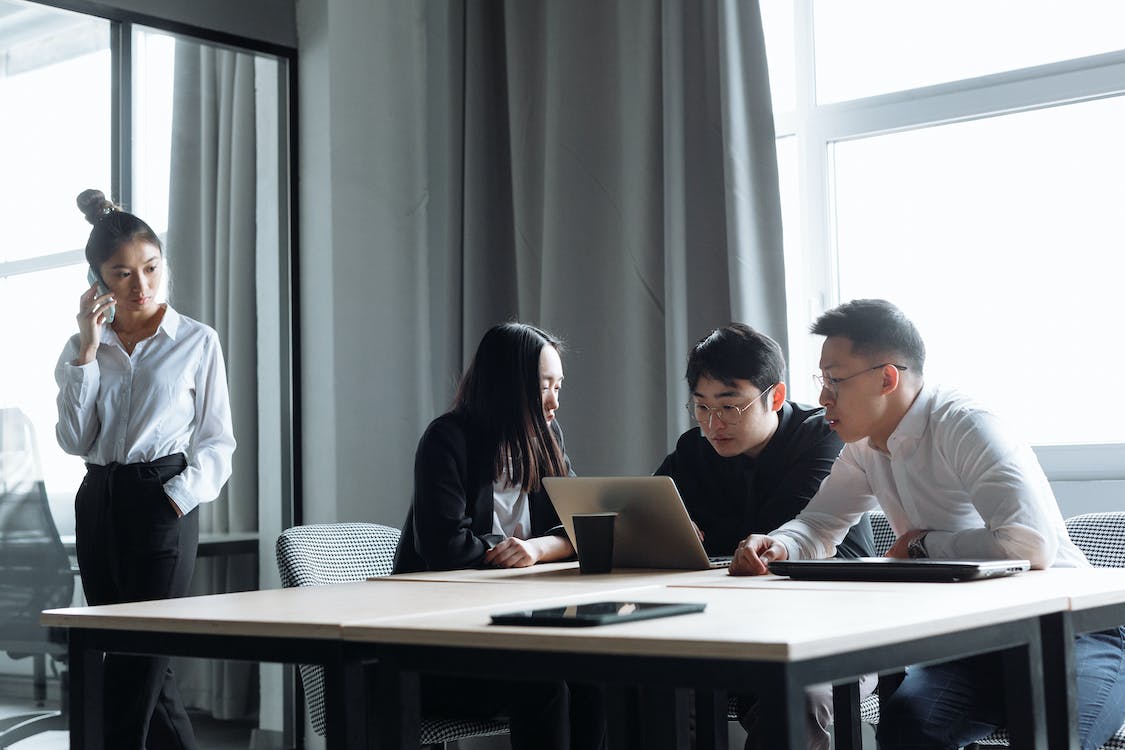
[729,299,1125,750]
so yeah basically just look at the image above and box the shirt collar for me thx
[107,304,180,347]
[158,305,181,340]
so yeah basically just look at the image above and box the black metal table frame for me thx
[65,627,373,750]
[359,616,1048,750]
[1041,602,1125,750]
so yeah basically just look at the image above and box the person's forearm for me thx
[532,534,575,562]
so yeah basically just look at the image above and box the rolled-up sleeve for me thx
[923,409,1056,569]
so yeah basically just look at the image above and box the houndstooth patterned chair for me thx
[275,523,509,747]
[970,512,1125,749]
[869,509,896,557]
[725,511,894,731]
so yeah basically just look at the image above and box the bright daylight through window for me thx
[762,0,1125,451]
[0,2,176,534]
[0,1,111,535]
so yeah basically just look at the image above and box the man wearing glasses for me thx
[655,322,874,749]
[731,298,1125,750]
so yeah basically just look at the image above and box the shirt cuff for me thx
[163,479,197,516]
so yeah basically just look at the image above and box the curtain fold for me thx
[454,0,784,476]
[165,41,260,721]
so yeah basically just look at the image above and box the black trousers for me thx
[75,453,199,750]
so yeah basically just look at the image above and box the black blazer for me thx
[393,412,574,573]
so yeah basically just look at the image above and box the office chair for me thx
[868,509,896,557]
[275,523,509,748]
[0,408,74,747]
[968,512,1125,749]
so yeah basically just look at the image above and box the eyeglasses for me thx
[814,364,908,396]
[686,384,775,426]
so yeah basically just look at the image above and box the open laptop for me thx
[768,557,1031,583]
[543,476,732,570]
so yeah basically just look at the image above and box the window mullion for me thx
[110,19,132,205]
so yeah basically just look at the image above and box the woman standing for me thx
[55,189,235,750]
[394,321,604,749]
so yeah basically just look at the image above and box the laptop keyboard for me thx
[708,555,733,568]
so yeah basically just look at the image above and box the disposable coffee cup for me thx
[573,512,617,574]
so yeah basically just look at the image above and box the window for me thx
[0,2,111,534]
[763,1,1125,469]
[1,0,295,539]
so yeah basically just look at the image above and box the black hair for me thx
[811,299,926,374]
[76,189,162,279]
[685,323,786,392]
[452,322,567,492]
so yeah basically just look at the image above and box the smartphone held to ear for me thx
[87,267,115,323]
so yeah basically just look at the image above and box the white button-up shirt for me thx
[55,306,236,515]
[771,384,1086,569]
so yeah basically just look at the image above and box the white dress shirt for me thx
[55,305,236,515]
[771,384,1086,569]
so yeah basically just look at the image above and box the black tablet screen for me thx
[490,600,705,627]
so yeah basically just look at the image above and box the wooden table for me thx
[41,579,659,750]
[344,582,1064,749]
[43,567,1125,750]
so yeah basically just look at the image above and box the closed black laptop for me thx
[768,557,1031,583]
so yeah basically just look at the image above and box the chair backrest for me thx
[275,522,402,737]
[1065,512,1125,568]
[0,409,74,655]
[276,522,401,587]
[868,510,896,557]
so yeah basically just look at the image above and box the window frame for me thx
[776,0,1125,481]
[9,0,301,517]
[2,3,303,741]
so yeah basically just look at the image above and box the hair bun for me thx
[76,189,117,226]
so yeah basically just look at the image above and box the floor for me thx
[0,694,255,750]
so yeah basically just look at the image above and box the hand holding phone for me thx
[87,267,115,323]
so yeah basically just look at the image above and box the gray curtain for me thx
[164,41,259,720]
[452,0,784,475]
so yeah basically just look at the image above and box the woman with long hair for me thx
[394,321,604,749]
[55,189,235,749]
[395,321,576,572]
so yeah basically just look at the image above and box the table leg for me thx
[832,681,861,750]
[754,666,806,749]
[1040,611,1079,750]
[606,686,641,750]
[370,659,420,750]
[67,630,102,750]
[1001,631,1048,750]
[323,652,370,750]
[694,689,727,750]
[638,687,691,749]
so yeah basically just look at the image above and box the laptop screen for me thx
[543,476,721,570]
